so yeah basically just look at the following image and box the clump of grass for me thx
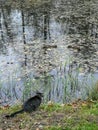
[89,81,98,100]
[41,102,63,112]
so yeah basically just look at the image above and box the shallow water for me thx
[0,0,98,105]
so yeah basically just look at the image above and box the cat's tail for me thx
[5,109,24,118]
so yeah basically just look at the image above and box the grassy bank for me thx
[0,100,98,130]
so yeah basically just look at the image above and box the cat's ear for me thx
[36,91,43,97]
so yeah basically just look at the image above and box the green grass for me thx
[0,101,98,130]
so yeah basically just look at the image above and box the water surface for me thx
[0,0,98,105]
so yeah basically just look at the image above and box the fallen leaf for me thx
[47,101,54,107]
[81,102,87,107]
[60,104,65,107]
[36,128,40,130]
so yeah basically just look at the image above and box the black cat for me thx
[5,92,43,118]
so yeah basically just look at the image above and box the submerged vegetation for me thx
[89,81,98,100]
[0,60,96,104]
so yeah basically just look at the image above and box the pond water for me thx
[0,0,98,105]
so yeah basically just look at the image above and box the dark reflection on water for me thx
[0,0,98,105]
